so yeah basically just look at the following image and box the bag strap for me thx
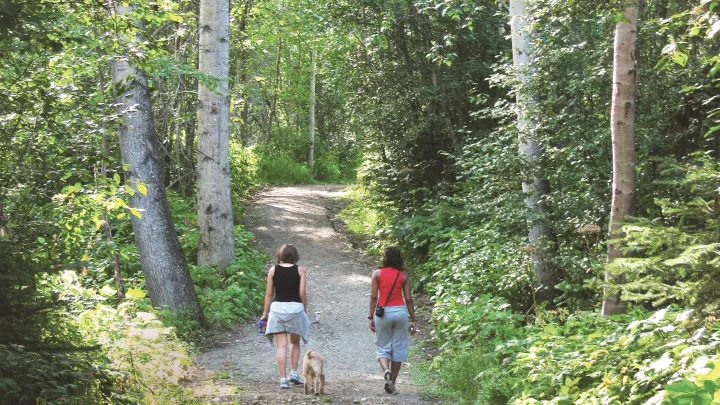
[382,269,402,307]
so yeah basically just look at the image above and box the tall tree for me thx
[602,0,639,316]
[509,0,561,306]
[197,0,235,269]
[106,1,204,319]
[308,48,317,170]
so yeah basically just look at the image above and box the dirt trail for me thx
[190,186,432,405]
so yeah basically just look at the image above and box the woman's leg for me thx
[289,333,301,371]
[389,309,409,384]
[378,357,391,372]
[390,361,402,383]
[274,332,288,378]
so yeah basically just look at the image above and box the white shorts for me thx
[374,306,409,362]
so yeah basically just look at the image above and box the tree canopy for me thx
[1,0,720,403]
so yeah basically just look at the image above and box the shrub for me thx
[609,154,720,314]
[190,226,267,329]
[257,152,315,185]
[509,308,720,404]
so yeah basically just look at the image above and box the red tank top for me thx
[378,267,405,307]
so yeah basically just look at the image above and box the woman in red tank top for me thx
[367,246,417,394]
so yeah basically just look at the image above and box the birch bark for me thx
[602,1,639,316]
[510,0,561,306]
[197,0,235,270]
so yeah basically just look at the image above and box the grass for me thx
[257,155,316,185]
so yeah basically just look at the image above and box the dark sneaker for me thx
[383,370,395,394]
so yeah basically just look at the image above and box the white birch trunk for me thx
[510,0,560,306]
[602,1,639,316]
[308,48,317,170]
[106,1,203,319]
[197,0,235,270]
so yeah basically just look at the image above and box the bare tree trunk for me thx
[97,60,125,301]
[269,37,283,141]
[238,0,253,144]
[197,0,235,270]
[308,48,316,170]
[106,1,203,320]
[0,201,9,239]
[509,0,561,307]
[602,1,639,317]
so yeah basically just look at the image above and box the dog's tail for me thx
[305,349,312,358]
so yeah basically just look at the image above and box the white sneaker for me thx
[280,378,290,389]
[383,369,395,394]
[290,370,304,385]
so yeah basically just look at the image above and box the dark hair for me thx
[275,244,300,264]
[381,246,405,271]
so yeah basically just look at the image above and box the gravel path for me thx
[190,185,433,405]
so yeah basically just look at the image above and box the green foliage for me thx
[610,154,720,313]
[0,344,111,404]
[257,151,316,185]
[337,184,394,253]
[510,308,720,404]
[419,296,525,405]
[230,143,260,219]
[665,358,720,405]
[190,228,267,329]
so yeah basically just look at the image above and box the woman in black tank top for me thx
[272,264,302,302]
[261,244,310,389]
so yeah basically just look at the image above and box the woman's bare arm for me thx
[261,267,275,319]
[403,275,416,330]
[299,267,308,313]
[368,270,380,332]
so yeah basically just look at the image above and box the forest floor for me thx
[187,185,438,405]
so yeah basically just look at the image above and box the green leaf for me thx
[99,285,117,297]
[124,184,135,196]
[126,288,147,299]
[673,52,689,67]
[665,379,698,397]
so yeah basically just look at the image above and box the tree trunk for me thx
[97,58,125,301]
[238,0,253,144]
[308,48,316,170]
[602,1,639,317]
[509,0,561,307]
[107,1,203,319]
[268,37,283,141]
[197,0,235,270]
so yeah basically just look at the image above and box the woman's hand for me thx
[408,322,416,335]
[369,319,376,333]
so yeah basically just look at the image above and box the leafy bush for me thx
[337,184,395,254]
[509,308,720,404]
[257,152,315,185]
[609,154,720,314]
[0,345,111,405]
[191,262,265,328]
[313,151,360,184]
[187,226,266,330]
[421,296,525,405]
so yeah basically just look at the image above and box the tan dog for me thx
[303,350,325,395]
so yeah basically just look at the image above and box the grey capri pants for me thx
[374,305,409,362]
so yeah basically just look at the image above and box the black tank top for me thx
[273,264,302,303]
